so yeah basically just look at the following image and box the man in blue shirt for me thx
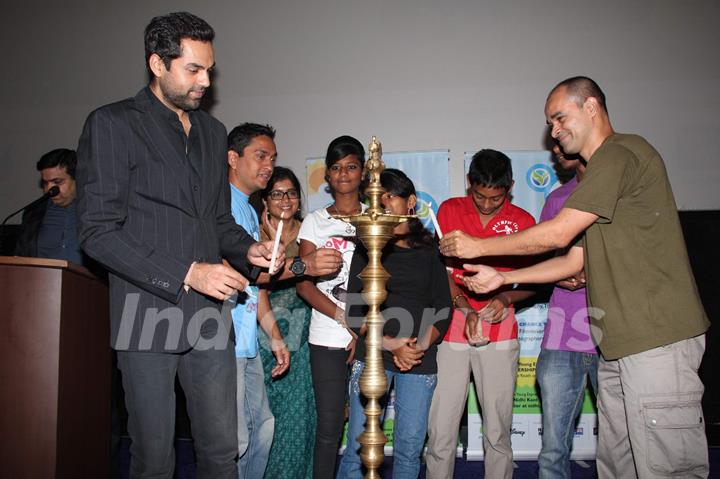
[227,123,285,478]
[230,121,348,477]
[228,123,346,477]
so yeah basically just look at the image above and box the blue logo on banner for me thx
[415,191,438,232]
[526,164,557,195]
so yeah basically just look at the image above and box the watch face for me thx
[291,258,306,276]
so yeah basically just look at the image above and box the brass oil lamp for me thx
[334,136,412,478]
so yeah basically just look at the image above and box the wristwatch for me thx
[289,256,306,276]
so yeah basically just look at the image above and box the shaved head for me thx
[550,76,608,115]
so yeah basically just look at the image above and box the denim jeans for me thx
[236,355,274,478]
[337,360,437,479]
[535,348,599,479]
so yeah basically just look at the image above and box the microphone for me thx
[1,186,60,226]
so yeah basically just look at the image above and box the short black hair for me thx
[36,148,77,178]
[381,168,435,249]
[228,123,276,156]
[260,166,303,220]
[552,76,608,114]
[323,135,367,196]
[467,149,513,189]
[144,12,215,74]
[324,135,365,170]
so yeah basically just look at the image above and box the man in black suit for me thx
[76,12,281,479]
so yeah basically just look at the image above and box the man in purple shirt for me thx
[536,145,598,479]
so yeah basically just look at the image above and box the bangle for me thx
[452,293,466,309]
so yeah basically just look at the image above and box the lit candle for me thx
[268,212,285,274]
[428,204,443,239]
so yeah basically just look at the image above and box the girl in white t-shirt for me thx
[296,135,366,479]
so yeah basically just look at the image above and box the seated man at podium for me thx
[15,148,86,265]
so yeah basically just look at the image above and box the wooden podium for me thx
[0,257,110,478]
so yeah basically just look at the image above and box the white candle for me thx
[268,214,285,274]
[428,204,443,239]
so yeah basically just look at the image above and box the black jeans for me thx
[309,344,350,479]
[117,346,237,479]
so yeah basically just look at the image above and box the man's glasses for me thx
[269,189,299,201]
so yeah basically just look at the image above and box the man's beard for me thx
[160,81,203,111]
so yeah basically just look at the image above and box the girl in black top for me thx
[337,168,452,478]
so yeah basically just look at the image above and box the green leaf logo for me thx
[531,169,550,187]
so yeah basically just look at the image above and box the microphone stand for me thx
[0,186,60,253]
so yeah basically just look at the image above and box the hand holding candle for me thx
[268,211,285,274]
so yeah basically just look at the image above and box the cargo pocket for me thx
[642,394,707,475]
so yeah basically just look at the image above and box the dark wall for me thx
[680,211,720,445]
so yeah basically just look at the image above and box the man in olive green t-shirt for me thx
[439,76,709,478]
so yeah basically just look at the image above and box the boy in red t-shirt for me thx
[426,149,535,479]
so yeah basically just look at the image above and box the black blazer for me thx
[77,87,256,352]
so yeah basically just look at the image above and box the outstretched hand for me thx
[457,263,505,294]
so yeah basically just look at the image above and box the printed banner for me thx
[463,150,597,461]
